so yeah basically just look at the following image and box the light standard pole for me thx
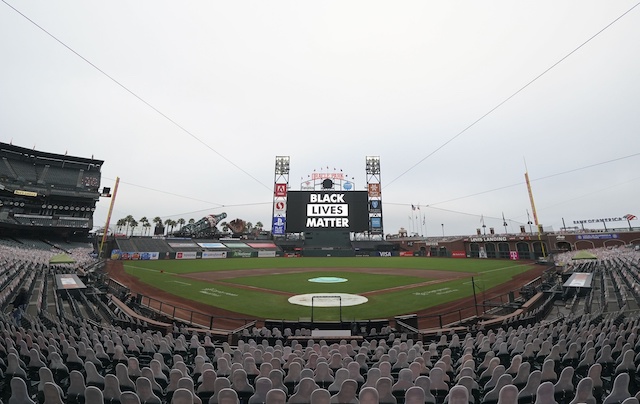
[502,212,508,235]
[471,277,479,316]
[441,223,444,237]
[99,177,119,259]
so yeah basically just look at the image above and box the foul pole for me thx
[524,163,546,258]
[99,176,120,258]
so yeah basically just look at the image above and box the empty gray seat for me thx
[448,385,469,404]
[496,385,518,404]
[568,377,596,404]
[8,377,36,404]
[603,373,631,404]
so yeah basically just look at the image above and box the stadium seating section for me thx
[2,239,640,404]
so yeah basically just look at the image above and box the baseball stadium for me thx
[2,142,640,403]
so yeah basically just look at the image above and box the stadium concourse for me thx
[3,236,640,403]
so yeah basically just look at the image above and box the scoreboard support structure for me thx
[366,156,383,239]
[271,156,290,237]
[271,156,384,241]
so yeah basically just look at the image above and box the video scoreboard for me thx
[285,191,369,232]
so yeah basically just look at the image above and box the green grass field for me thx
[122,257,536,321]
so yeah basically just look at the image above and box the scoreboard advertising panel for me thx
[286,191,369,232]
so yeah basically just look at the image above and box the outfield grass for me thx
[123,256,518,273]
[223,271,429,294]
[122,257,535,320]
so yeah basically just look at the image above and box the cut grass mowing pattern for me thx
[122,257,537,320]
[122,256,519,274]
[221,271,430,294]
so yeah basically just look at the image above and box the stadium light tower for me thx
[272,156,290,238]
[275,156,290,176]
[366,156,383,240]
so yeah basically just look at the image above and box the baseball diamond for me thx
[107,257,547,330]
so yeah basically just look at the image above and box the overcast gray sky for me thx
[2,1,639,237]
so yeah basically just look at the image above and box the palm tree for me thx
[116,218,126,233]
[220,221,229,233]
[177,218,186,231]
[124,215,135,236]
[140,217,149,235]
[246,222,253,234]
[164,219,172,236]
[130,219,138,236]
[143,221,151,236]
[188,218,195,225]
[255,221,264,230]
[151,216,162,236]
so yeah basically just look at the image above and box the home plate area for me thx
[288,293,368,307]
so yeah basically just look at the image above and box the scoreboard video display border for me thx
[285,190,369,232]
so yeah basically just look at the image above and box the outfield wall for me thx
[110,248,421,260]
[110,249,279,260]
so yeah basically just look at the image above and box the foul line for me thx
[124,265,162,273]
[479,263,533,274]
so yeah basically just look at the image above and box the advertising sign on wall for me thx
[258,251,277,258]
[116,251,155,260]
[232,251,253,258]
[369,200,382,213]
[176,251,197,259]
[140,252,159,260]
[576,234,619,240]
[368,183,381,197]
[274,183,287,197]
[274,200,286,215]
[451,251,467,258]
[202,251,228,259]
[111,249,122,260]
[272,216,286,235]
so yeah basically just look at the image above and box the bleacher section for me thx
[114,238,281,258]
[0,142,102,236]
[131,238,176,253]
[3,244,640,403]
[2,290,640,403]
[5,159,38,183]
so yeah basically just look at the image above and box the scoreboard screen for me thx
[286,191,369,232]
